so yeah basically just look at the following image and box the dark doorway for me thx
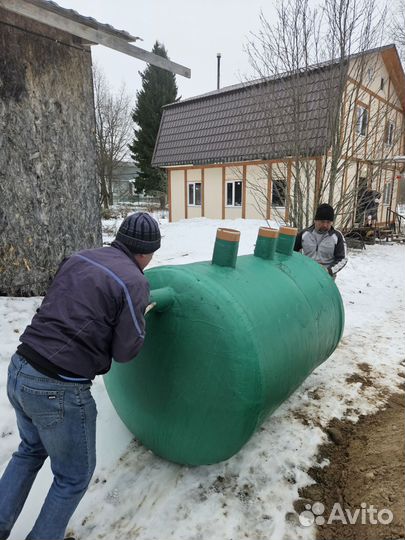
[355,176,368,225]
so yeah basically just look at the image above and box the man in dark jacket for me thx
[294,203,348,278]
[0,212,161,540]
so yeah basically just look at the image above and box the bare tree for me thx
[243,0,397,230]
[93,65,134,209]
[390,0,405,63]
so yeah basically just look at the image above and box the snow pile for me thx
[0,218,404,540]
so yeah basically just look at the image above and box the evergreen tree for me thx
[129,42,178,200]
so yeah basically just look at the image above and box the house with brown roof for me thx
[152,44,405,230]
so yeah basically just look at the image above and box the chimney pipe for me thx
[217,53,221,90]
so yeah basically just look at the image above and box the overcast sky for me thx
[55,0,276,100]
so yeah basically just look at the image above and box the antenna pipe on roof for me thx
[217,53,221,90]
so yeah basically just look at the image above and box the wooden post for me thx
[167,169,172,222]
[267,162,272,220]
[184,169,188,220]
[285,160,291,223]
[242,165,247,219]
[222,167,226,220]
[201,168,205,217]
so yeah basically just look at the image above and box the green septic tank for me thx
[104,226,344,466]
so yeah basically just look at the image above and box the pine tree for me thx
[129,42,178,201]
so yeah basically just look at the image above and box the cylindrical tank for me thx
[104,227,344,466]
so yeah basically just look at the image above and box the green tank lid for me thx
[254,227,279,260]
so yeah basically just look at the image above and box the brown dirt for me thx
[295,390,405,540]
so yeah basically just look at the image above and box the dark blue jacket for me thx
[19,241,149,379]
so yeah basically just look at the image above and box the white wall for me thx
[204,167,223,219]
[170,169,185,222]
[246,165,268,219]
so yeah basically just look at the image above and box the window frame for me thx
[188,182,202,207]
[383,182,392,205]
[271,178,287,207]
[384,121,395,146]
[225,180,243,207]
[355,104,369,136]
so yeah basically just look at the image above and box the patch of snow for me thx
[0,218,404,540]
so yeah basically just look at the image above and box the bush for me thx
[101,207,114,220]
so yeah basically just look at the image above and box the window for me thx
[380,77,385,90]
[385,122,394,146]
[355,106,368,136]
[383,182,392,205]
[188,182,201,206]
[272,179,286,206]
[226,181,242,206]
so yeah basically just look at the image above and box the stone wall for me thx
[0,9,101,295]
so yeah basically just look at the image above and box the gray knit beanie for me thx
[116,212,161,254]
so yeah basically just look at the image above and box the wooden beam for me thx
[242,165,246,219]
[222,167,225,220]
[348,76,403,114]
[167,169,172,223]
[184,169,188,220]
[285,161,291,223]
[365,92,372,160]
[381,48,405,112]
[314,157,322,209]
[201,168,205,218]
[341,160,348,205]
[1,0,191,78]
[373,99,381,160]
[267,162,272,220]
[165,157,319,172]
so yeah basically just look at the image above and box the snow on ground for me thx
[1,217,404,540]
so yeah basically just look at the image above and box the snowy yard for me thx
[1,217,404,540]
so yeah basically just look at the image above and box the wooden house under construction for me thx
[152,44,405,230]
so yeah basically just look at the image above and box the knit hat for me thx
[116,212,161,254]
[314,203,334,221]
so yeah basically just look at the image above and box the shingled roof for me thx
[153,43,405,168]
[152,60,348,167]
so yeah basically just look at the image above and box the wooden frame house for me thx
[152,44,405,230]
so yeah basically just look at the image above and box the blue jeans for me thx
[0,354,97,540]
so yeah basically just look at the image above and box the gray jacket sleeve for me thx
[111,280,149,363]
[329,230,348,276]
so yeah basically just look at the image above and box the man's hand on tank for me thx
[145,302,157,315]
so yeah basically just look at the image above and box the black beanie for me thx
[315,203,334,221]
[116,212,161,254]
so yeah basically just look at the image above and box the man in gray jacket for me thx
[0,212,160,540]
[294,203,348,278]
